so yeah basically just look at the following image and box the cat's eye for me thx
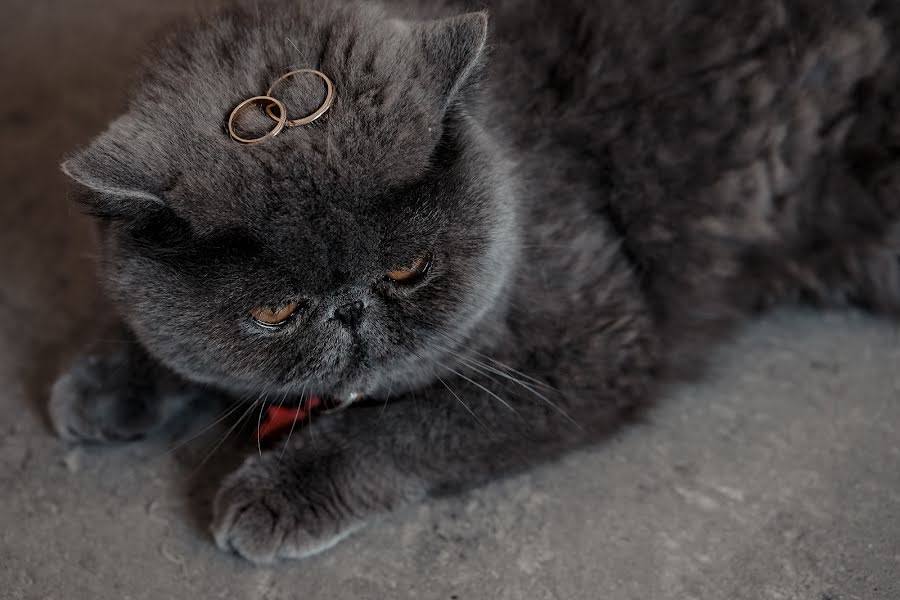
[386,253,431,285]
[250,302,298,328]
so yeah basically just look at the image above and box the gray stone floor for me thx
[2,2,899,599]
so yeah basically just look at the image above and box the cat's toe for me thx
[49,354,149,443]
[211,455,360,564]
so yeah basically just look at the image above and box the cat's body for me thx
[51,0,900,562]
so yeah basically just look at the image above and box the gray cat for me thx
[51,0,900,563]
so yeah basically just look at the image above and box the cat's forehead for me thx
[65,2,487,231]
[134,3,445,205]
[159,128,433,233]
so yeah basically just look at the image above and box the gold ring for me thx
[264,68,335,127]
[228,95,287,145]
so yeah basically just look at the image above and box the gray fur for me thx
[52,0,900,563]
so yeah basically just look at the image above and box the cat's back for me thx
[127,0,895,200]
[455,0,894,149]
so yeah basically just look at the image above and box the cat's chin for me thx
[319,391,363,413]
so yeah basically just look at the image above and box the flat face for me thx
[68,3,514,402]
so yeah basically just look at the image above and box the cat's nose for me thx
[333,300,365,328]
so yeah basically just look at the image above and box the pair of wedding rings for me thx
[227,68,335,145]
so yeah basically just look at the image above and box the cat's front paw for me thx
[211,453,363,564]
[49,352,167,443]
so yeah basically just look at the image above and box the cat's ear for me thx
[415,11,489,106]
[62,114,169,218]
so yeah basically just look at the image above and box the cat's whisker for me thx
[270,389,295,456]
[305,388,319,452]
[426,342,535,405]
[431,359,527,423]
[407,349,492,433]
[286,36,302,56]
[256,391,271,458]
[429,340,582,430]
[434,329,560,394]
[186,395,261,480]
[422,327,581,427]
[432,369,491,433]
[281,384,306,459]
[157,398,245,459]
[375,377,394,428]
[273,390,289,412]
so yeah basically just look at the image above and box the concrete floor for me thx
[2,1,899,599]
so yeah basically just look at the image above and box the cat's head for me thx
[62,2,518,403]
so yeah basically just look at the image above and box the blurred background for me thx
[1,1,900,598]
